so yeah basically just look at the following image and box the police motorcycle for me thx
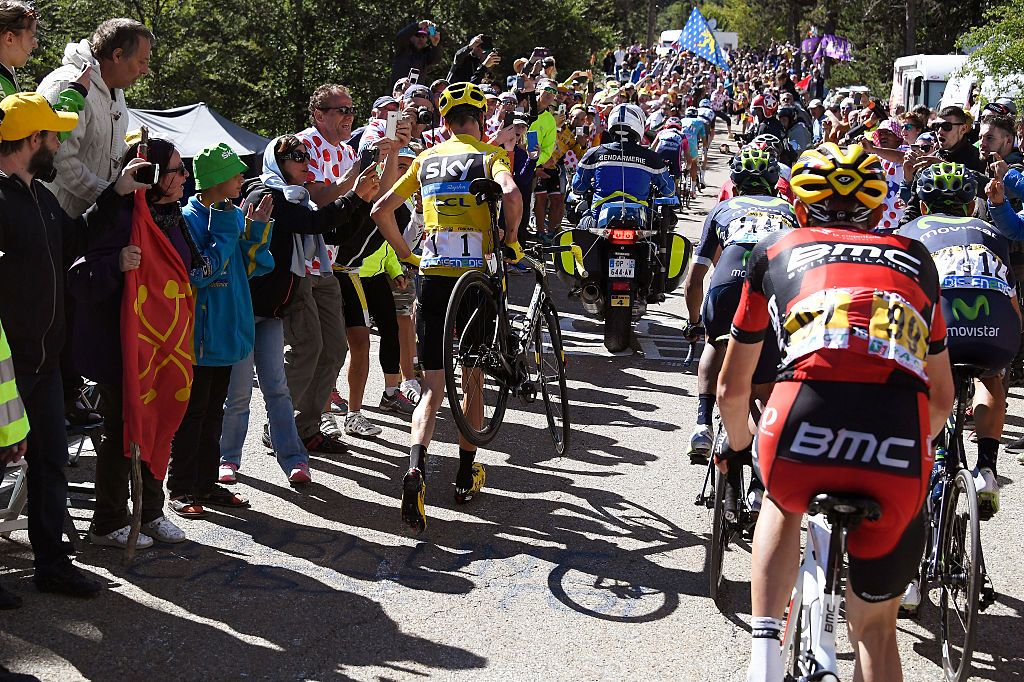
[554,104,693,352]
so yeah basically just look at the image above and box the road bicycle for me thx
[443,177,586,456]
[914,364,996,682]
[780,493,882,682]
[697,426,756,605]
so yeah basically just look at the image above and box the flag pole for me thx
[122,124,150,567]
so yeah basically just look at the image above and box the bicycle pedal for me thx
[688,451,710,465]
[980,579,998,610]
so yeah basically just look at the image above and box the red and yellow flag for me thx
[120,190,195,479]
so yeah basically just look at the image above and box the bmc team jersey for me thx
[392,134,512,278]
[732,228,946,389]
[696,195,797,289]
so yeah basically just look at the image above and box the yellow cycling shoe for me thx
[454,462,487,504]
[401,468,427,533]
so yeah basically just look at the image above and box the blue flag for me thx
[672,7,730,72]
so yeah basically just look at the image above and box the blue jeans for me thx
[221,317,308,473]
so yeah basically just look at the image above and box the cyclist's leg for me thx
[409,275,457,466]
[547,169,566,234]
[844,594,903,682]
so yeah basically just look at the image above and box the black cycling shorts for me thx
[702,283,780,384]
[657,149,681,178]
[417,274,496,371]
[941,290,1019,376]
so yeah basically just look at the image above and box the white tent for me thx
[127,102,270,159]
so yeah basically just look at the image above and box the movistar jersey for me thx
[572,139,675,218]
[393,134,511,277]
[698,195,797,288]
[899,214,1016,298]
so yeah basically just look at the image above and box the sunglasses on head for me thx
[931,120,964,132]
[319,105,355,115]
[542,87,558,95]
[282,149,311,163]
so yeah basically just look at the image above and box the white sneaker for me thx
[90,525,154,549]
[974,467,1000,515]
[142,515,187,543]
[218,463,237,483]
[689,424,713,454]
[901,579,922,612]
[345,411,382,437]
[400,379,422,405]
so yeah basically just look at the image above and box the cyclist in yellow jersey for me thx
[371,81,524,532]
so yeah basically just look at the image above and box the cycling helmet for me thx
[750,133,785,157]
[664,117,682,130]
[730,147,780,194]
[752,93,777,117]
[438,81,487,117]
[916,162,978,212]
[699,98,712,108]
[790,143,887,228]
[608,103,646,140]
[685,106,698,117]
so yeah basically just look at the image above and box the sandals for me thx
[169,496,207,519]
[197,485,250,509]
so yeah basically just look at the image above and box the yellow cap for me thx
[0,92,78,142]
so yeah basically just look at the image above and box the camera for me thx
[416,107,434,125]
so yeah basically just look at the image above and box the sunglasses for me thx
[163,164,187,176]
[282,149,311,163]
[902,123,920,131]
[930,120,964,132]
[542,87,558,95]
[319,105,356,115]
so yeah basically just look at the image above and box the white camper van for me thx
[890,54,968,111]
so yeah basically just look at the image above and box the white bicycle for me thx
[780,493,882,682]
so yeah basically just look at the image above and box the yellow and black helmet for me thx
[438,81,487,117]
[790,143,887,228]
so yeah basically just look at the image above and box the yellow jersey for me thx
[393,134,512,277]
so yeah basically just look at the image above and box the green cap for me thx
[193,143,247,190]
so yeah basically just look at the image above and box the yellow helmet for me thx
[790,143,888,228]
[438,81,487,117]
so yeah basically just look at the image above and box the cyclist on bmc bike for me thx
[371,81,525,532]
[717,143,955,682]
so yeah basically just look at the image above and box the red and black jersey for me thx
[731,227,946,389]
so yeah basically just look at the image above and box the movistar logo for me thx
[952,295,989,321]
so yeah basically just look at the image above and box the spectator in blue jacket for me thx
[167,143,273,519]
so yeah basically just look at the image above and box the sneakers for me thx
[90,525,154,550]
[34,564,103,598]
[1005,434,1024,453]
[303,418,348,455]
[345,411,382,437]
[688,424,714,464]
[218,463,238,483]
[400,379,422,405]
[142,516,186,543]
[329,389,349,415]
[401,468,427,532]
[454,462,487,504]
[900,579,922,617]
[288,462,312,485]
[261,422,272,448]
[380,390,416,415]
[974,466,1000,518]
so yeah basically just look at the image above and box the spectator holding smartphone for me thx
[391,19,441,87]
[447,33,500,84]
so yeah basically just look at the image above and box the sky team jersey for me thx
[698,195,797,290]
[393,134,511,277]
[731,228,946,389]
[898,214,1016,298]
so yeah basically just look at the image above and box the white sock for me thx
[748,616,784,682]
[385,386,398,396]
[348,410,360,417]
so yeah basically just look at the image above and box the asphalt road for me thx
[1,134,1023,681]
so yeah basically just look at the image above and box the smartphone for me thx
[480,35,494,52]
[515,75,525,90]
[526,130,539,152]
[583,125,591,136]
[136,162,159,185]
[557,104,567,117]
[532,47,550,60]
[359,146,380,172]
[575,127,584,137]
[375,162,385,179]
[407,68,420,85]
[427,25,437,37]
[385,110,401,140]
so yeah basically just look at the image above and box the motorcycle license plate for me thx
[608,257,635,278]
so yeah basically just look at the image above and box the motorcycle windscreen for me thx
[664,233,693,293]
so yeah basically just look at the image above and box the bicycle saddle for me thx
[953,363,989,380]
[807,493,881,523]
[470,178,503,205]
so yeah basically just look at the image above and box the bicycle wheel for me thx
[443,270,510,447]
[709,463,728,603]
[938,468,982,682]
[534,300,570,454]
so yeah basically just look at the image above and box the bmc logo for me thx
[786,243,922,276]
[790,422,916,470]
